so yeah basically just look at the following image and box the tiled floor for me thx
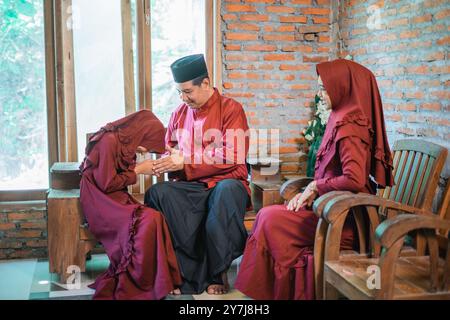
[0,254,251,300]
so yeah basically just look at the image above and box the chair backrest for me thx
[377,139,448,211]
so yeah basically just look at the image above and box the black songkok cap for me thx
[170,54,209,83]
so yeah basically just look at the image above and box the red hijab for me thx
[80,110,165,172]
[315,59,394,188]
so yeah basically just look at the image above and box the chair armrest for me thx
[279,177,313,201]
[322,192,430,224]
[375,214,450,249]
[312,191,353,218]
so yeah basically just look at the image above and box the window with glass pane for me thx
[73,0,127,160]
[0,0,48,190]
[151,0,206,125]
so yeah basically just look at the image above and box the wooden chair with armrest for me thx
[275,139,448,299]
[324,207,450,299]
[313,139,448,299]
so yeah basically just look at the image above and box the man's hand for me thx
[134,159,155,175]
[286,181,318,212]
[153,145,184,175]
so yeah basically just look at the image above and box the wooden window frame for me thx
[1,0,222,202]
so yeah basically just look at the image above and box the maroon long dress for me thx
[80,110,182,300]
[234,59,394,300]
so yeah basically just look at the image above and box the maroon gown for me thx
[80,110,182,300]
[235,59,394,300]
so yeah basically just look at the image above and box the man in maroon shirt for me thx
[144,54,250,295]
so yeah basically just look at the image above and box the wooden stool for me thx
[248,157,284,213]
[47,163,97,283]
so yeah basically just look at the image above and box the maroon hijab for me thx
[315,59,394,188]
[80,110,165,172]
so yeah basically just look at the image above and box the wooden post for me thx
[55,0,78,162]
[121,0,136,115]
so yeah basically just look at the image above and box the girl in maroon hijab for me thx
[234,59,394,300]
[79,110,182,300]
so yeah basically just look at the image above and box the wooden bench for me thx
[47,157,281,282]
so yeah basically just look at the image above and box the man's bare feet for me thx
[207,272,229,295]
[169,288,182,295]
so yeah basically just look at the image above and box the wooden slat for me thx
[382,150,401,199]
[121,0,136,115]
[416,157,435,208]
[394,151,415,203]
[401,152,422,205]
[388,151,408,201]
[408,154,429,207]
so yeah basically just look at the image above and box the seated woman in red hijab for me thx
[234,59,394,300]
[79,110,182,300]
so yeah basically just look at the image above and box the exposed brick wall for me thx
[337,0,450,183]
[221,0,335,176]
[0,202,47,259]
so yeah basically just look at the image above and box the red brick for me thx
[437,36,450,46]
[240,14,270,22]
[225,44,241,51]
[223,82,234,89]
[400,31,420,39]
[228,72,260,79]
[226,4,257,12]
[404,91,424,99]
[313,16,330,24]
[225,54,259,61]
[298,25,329,33]
[289,0,312,4]
[303,55,328,62]
[0,241,22,249]
[291,84,311,90]
[245,0,277,3]
[7,212,45,220]
[266,6,295,13]
[406,66,429,74]
[227,23,260,31]
[411,14,432,23]
[26,240,48,248]
[421,103,441,111]
[435,9,450,20]
[279,16,308,23]
[398,103,416,111]
[226,32,258,41]
[397,80,414,88]
[20,222,47,229]
[264,53,295,61]
[281,45,313,52]
[263,34,296,41]
[0,223,16,231]
[279,146,299,154]
[248,83,280,89]
[258,64,275,70]
[223,14,238,21]
[6,230,42,238]
[244,44,278,51]
[276,25,296,32]
[300,8,330,15]
[318,35,330,42]
[279,64,311,71]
